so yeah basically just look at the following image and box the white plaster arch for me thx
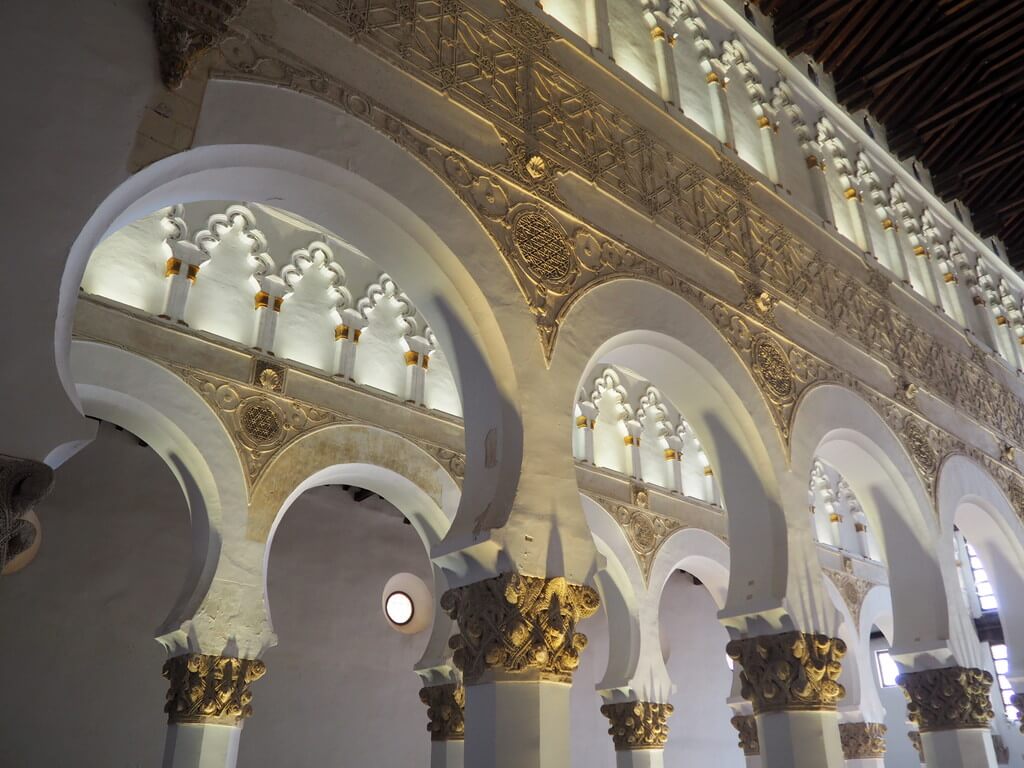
[791,384,957,662]
[551,278,788,624]
[648,526,730,610]
[581,493,645,692]
[937,454,1024,682]
[252,424,462,667]
[68,340,274,656]
[57,80,527,564]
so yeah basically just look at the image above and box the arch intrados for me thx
[70,340,245,636]
[791,385,950,653]
[581,494,643,690]
[552,279,784,614]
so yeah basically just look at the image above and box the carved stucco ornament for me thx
[0,454,54,572]
[173,365,465,489]
[586,493,688,585]
[824,566,874,627]
[150,0,249,88]
[898,666,994,732]
[727,631,846,713]
[162,653,267,725]
[600,701,674,750]
[419,683,465,741]
[207,0,1024,452]
[729,713,760,756]
[441,573,600,684]
[839,722,887,759]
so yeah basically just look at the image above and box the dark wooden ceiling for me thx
[751,0,1024,268]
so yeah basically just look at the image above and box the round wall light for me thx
[382,572,432,634]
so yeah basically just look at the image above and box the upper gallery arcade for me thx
[4,1,1024,767]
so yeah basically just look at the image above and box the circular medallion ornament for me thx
[512,208,573,283]
[239,399,283,445]
[902,419,937,475]
[751,335,794,401]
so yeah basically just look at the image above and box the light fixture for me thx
[381,572,433,634]
[385,590,415,626]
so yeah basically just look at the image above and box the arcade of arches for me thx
[5,1,1024,767]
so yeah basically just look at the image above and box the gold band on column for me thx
[441,573,600,683]
[162,654,267,725]
[419,683,465,741]
[839,722,887,759]
[729,713,760,756]
[726,631,846,713]
[898,666,994,732]
[600,701,673,750]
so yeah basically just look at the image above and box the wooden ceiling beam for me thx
[838,1,1016,104]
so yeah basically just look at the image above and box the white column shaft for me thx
[756,710,845,768]
[162,723,241,768]
[920,728,997,768]
[616,748,665,768]
[431,740,465,768]
[464,680,570,768]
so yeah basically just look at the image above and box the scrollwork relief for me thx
[727,631,846,713]
[162,653,266,725]
[441,573,600,684]
[899,666,994,732]
[600,700,674,750]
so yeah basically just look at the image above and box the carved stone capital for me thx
[600,701,673,750]
[898,666,994,732]
[0,454,54,572]
[726,631,846,713]
[150,0,249,88]
[729,713,760,756]
[162,654,267,725]
[839,722,887,759]
[441,573,600,684]
[419,683,465,741]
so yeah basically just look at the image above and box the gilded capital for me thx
[729,713,760,756]
[898,666,994,732]
[162,654,267,725]
[726,631,846,713]
[441,573,600,684]
[419,683,465,741]
[839,722,887,759]
[600,701,673,750]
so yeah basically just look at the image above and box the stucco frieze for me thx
[181,0,1024,461]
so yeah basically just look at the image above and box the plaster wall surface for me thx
[661,571,743,768]
[0,0,158,460]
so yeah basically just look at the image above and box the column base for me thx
[920,728,997,768]
[757,710,845,768]
[162,722,241,768]
[464,679,570,768]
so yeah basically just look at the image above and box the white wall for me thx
[661,571,743,768]
[0,0,157,460]
[0,422,436,767]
